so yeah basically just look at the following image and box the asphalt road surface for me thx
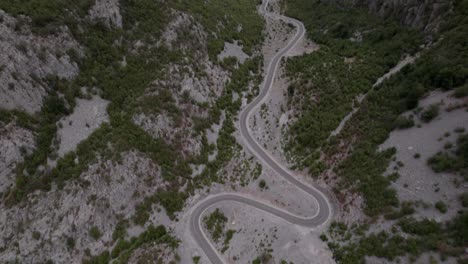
[189,1,332,263]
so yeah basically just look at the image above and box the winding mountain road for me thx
[189,1,332,263]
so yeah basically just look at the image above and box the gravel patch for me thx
[218,42,250,64]
[380,90,468,221]
[208,202,332,264]
[56,95,109,158]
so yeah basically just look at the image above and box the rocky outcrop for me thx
[335,0,453,34]
[0,10,81,114]
[0,151,169,263]
[0,122,35,194]
[159,10,230,103]
[89,0,123,28]
[134,11,231,158]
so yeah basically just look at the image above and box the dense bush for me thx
[204,208,227,242]
[428,152,458,172]
[448,212,468,247]
[428,134,468,175]
[0,0,93,34]
[420,104,439,122]
[0,109,37,130]
[394,115,415,129]
[89,226,102,240]
[453,84,468,98]
[435,201,447,213]
[461,193,468,207]
[283,2,424,216]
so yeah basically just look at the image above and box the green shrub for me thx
[204,208,227,242]
[435,201,447,213]
[420,104,439,122]
[258,179,267,189]
[461,193,468,207]
[66,236,75,249]
[222,229,236,252]
[428,152,457,172]
[394,116,415,129]
[32,231,41,240]
[112,221,128,242]
[89,226,102,240]
[320,234,329,241]
[453,84,468,98]
[192,256,201,264]
[448,212,468,247]
[398,218,441,236]
[384,202,414,220]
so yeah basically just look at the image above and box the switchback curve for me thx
[189,1,332,263]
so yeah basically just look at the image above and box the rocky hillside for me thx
[0,0,264,262]
[283,0,467,262]
[333,0,453,34]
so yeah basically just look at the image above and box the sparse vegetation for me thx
[204,208,227,242]
[174,0,264,59]
[3,1,264,232]
[222,229,236,253]
[0,0,267,261]
[252,252,273,264]
[84,224,178,264]
[428,133,468,176]
[89,226,102,240]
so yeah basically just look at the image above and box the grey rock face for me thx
[334,0,453,34]
[89,0,123,28]
[55,96,109,158]
[0,151,168,263]
[0,122,35,194]
[0,11,81,114]
[134,11,231,158]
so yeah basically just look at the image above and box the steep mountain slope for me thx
[282,0,468,262]
[0,0,265,262]
[332,0,453,34]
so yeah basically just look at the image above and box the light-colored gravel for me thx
[218,42,250,64]
[55,95,109,158]
[206,202,332,264]
[380,90,468,221]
